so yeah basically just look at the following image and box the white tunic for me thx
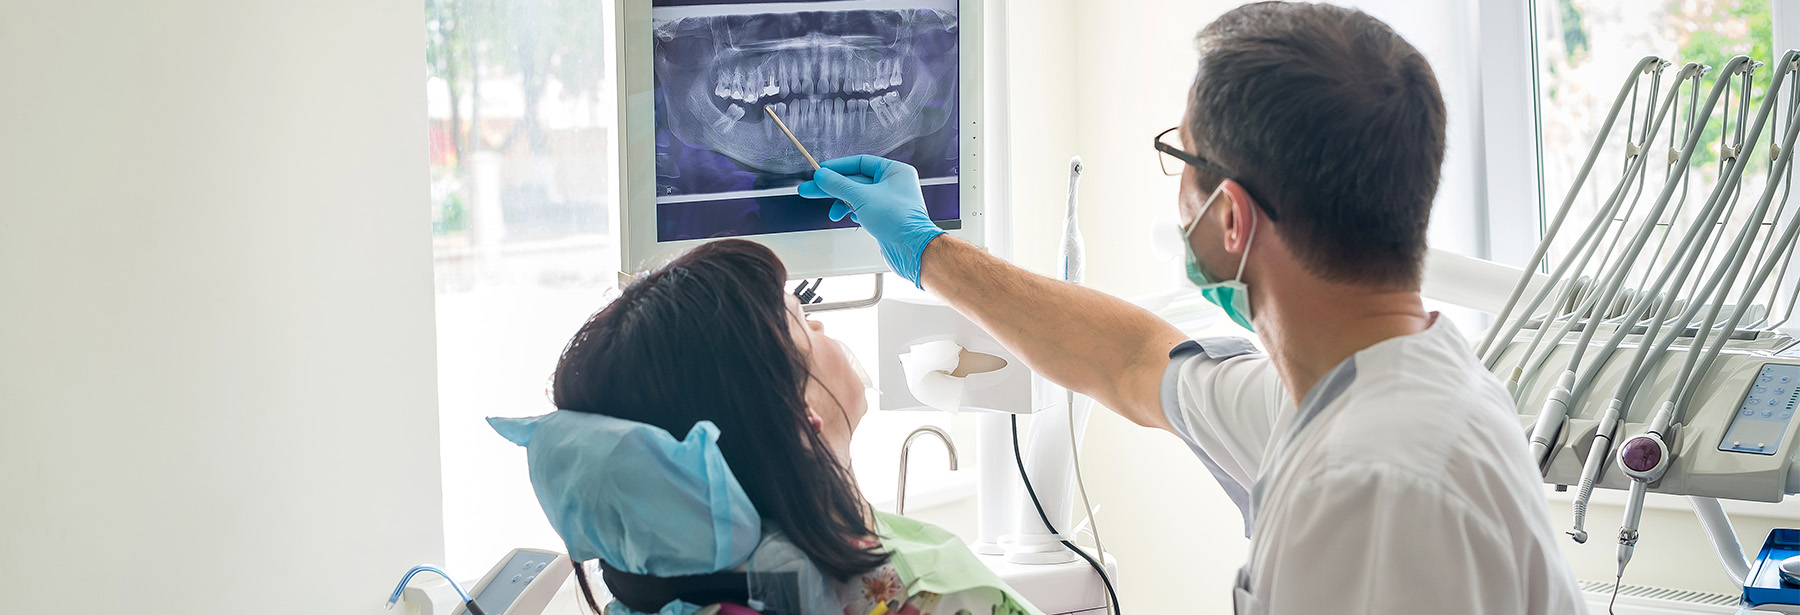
[1163,315,1586,614]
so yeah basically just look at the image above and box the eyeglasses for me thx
[1152,126,1279,221]
[1154,127,1230,178]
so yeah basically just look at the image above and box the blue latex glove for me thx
[796,155,945,288]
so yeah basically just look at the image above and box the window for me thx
[426,0,617,573]
[1532,0,1778,274]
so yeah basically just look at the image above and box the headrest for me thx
[488,411,762,576]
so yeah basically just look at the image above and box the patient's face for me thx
[786,295,869,456]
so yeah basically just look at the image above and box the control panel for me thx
[1719,363,1800,455]
[455,548,573,615]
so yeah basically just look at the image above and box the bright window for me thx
[425,0,618,573]
[1532,0,1777,270]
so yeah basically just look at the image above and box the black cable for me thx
[1011,414,1120,614]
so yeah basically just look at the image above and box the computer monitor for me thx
[616,0,985,279]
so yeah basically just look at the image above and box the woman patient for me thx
[492,239,1038,615]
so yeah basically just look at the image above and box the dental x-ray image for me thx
[652,0,961,241]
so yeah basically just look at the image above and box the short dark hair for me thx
[1186,1,1444,286]
[552,239,885,607]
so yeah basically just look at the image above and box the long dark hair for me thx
[552,239,885,612]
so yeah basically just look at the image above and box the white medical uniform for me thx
[1163,315,1585,614]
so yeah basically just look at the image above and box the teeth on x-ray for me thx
[654,8,958,175]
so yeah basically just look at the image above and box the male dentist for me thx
[798,2,1584,613]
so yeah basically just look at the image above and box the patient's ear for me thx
[805,411,824,433]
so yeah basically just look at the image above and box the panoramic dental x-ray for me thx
[652,0,961,240]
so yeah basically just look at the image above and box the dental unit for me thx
[1431,48,1800,612]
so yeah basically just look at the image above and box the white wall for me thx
[0,2,444,614]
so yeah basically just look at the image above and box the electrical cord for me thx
[1011,414,1120,614]
[1065,392,1111,615]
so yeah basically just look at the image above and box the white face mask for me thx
[1180,183,1257,331]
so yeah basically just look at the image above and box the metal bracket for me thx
[803,273,885,313]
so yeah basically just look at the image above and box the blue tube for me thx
[385,564,474,609]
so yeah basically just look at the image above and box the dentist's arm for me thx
[799,155,1188,430]
[921,236,1189,430]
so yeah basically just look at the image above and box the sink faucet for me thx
[896,425,959,515]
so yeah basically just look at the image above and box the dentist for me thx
[797,2,1584,614]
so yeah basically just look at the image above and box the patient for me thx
[510,239,1037,615]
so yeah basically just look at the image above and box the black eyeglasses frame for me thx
[1153,126,1280,222]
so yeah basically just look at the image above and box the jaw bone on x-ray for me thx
[652,0,961,241]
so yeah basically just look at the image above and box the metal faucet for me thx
[896,425,959,515]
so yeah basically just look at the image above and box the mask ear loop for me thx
[1233,193,1258,283]
[1181,183,1229,240]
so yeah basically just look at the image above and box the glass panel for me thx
[426,0,616,573]
[1533,0,1775,269]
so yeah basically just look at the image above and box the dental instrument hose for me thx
[386,564,487,615]
[1011,414,1120,614]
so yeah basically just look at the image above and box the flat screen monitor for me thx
[616,0,984,279]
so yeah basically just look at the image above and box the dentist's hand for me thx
[797,155,945,288]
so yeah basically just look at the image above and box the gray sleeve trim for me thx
[1162,339,1257,535]
[1193,336,1259,360]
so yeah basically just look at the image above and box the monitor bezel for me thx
[615,0,986,280]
